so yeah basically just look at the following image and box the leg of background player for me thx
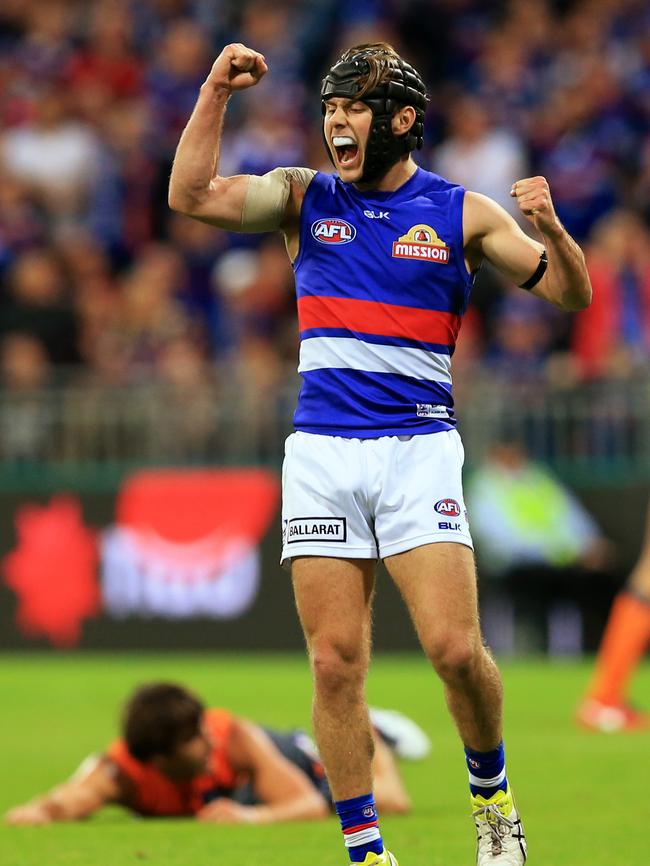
[577,503,650,731]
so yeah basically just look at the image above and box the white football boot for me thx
[471,786,527,865]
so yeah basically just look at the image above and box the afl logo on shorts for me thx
[311,218,356,244]
[434,498,461,517]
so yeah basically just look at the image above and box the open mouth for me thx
[332,135,359,167]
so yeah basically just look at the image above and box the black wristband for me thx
[519,251,548,290]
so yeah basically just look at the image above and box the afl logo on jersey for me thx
[434,498,461,517]
[311,218,356,245]
[392,224,450,263]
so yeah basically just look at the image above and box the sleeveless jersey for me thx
[293,167,473,437]
[107,708,238,816]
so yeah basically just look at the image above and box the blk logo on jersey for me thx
[434,498,461,517]
[311,218,356,244]
[392,224,450,263]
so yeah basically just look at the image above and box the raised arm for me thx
[463,177,592,312]
[168,43,311,236]
[4,755,124,825]
[196,719,328,824]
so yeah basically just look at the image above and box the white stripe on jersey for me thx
[298,336,452,383]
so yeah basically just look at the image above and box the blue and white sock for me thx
[335,793,384,863]
[465,741,508,799]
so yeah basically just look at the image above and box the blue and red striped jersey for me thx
[293,167,473,437]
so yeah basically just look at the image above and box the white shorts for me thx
[281,429,473,566]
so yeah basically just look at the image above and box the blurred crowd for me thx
[0,0,649,411]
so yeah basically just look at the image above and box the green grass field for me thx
[1,653,648,866]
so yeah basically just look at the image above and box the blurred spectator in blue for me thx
[433,92,528,218]
[167,213,228,353]
[1,86,101,233]
[483,291,563,384]
[110,242,197,378]
[0,172,45,272]
[12,2,74,83]
[88,99,158,257]
[212,236,294,355]
[0,333,54,460]
[0,248,81,365]
[146,19,211,160]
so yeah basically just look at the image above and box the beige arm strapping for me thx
[242,167,316,232]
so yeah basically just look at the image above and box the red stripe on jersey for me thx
[298,295,461,346]
[343,821,379,834]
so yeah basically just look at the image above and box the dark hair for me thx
[338,42,403,102]
[122,682,204,762]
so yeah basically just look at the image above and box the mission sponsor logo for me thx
[434,498,461,517]
[287,517,347,543]
[392,224,450,263]
[311,218,356,244]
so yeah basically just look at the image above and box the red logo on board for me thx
[2,497,100,647]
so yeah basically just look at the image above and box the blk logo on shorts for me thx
[287,517,347,543]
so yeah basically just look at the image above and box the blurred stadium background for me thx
[0,0,649,654]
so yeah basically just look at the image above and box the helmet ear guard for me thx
[321,52,428,183]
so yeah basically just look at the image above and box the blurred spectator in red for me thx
[0,248,80,365]
[65,0,143,125]
[572,210,650,379]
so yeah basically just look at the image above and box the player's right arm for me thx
[168,43,310,237]
[4,755,125,825]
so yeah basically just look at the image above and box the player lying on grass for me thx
[5,682,429,825]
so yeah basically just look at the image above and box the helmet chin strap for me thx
[321,52,428,184]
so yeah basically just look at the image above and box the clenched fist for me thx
[510,176,562,236]
[206,43,268,93]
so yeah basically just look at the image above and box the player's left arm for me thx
[196,718,328,824]
[464,177,592,311]
[4,754,123,825]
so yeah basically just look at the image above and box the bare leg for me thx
[385,543,502,751]
[292,556,376,800]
